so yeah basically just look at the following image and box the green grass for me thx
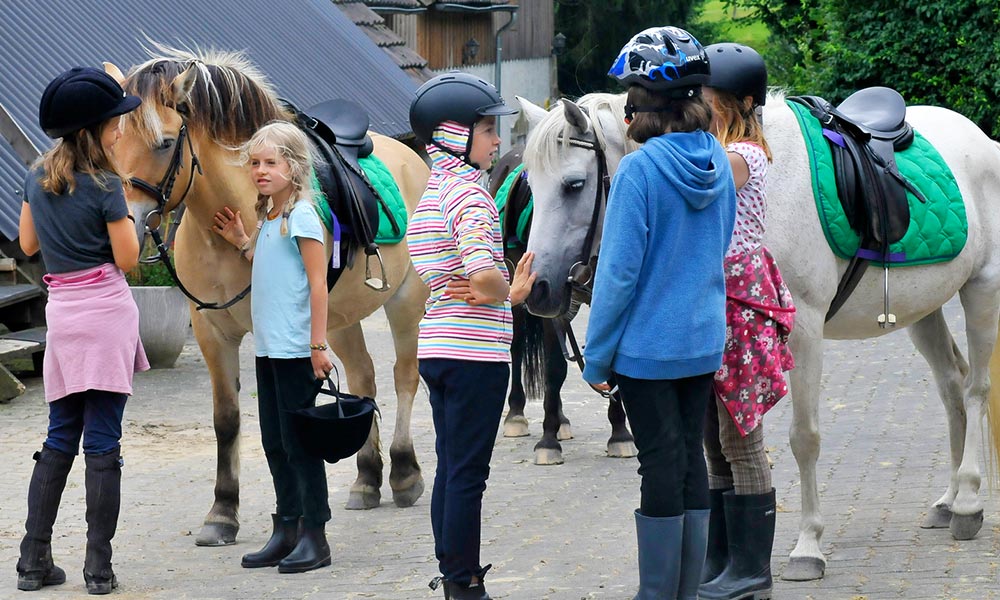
[693,0,770,49]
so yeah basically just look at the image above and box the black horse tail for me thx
[519,307,548,399]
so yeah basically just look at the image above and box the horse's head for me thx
[519,93,635,318]
[109,46,290,238]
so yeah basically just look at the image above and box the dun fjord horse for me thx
[518,91,1000,580]
[108,48,430,546]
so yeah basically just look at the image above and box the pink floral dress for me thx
[714,142,796,436]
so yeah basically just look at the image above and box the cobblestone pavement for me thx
[1,299,998,599]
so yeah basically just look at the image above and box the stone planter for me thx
[130,286,190,369]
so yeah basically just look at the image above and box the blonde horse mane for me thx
[524,92,638,174]
[123,43,290,147]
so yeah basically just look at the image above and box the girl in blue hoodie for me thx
[586,27,736,600]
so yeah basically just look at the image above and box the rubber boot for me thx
[701,487,731,584]
[679,509,711,599]
[633,510,683,600]
[16,447,74,591]
[241,515,300,568]
[277,523,331,573]
[83,449,122,595]
[699,489,776,600]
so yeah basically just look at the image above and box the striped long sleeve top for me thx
[406,123,511,362]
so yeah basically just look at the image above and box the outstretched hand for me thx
[212,207,248,248]
[509,252,537,305]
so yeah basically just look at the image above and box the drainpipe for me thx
[494,9,518,147]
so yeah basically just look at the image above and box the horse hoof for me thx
[949,510,984,540]
[920,504,952,529]
[392,478,425,508]
[556,423,573,441]
[607,440,638,458]
[534,448,565,465]
[503,415,530,438]
[781,556,825,581]
[194,522,238,546]
[345,489,381,510]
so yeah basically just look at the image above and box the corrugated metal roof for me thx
[0,0,420,241]
[0,137,25,240]
[335,0,434,84]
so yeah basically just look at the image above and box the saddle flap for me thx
[836,87,910,142]
[306,99,372,148]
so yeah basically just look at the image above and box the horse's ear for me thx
[562,99,591,135]
[516,96,548,131]
[103,62,126,85]
[171,64,198,107]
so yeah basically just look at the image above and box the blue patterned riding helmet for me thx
[608,26,710,93]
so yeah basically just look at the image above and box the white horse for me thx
[517,91,1000,581]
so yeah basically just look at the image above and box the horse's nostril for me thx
[528,279,550,304]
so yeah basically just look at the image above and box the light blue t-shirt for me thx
[251,201,325,358]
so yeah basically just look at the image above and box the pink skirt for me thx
[43,263,149,402]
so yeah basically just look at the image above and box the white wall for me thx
[434,56,555,154]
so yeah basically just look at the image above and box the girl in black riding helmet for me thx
[407,72,536,600]
[699,43,795,600]
[16,66,147,595]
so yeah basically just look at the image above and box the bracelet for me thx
[238,239,252,257]
[309,343,328,351]
[126,214,136,223]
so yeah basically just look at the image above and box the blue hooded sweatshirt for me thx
[582,130,736,384]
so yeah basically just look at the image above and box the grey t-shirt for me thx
[23,168,129,274]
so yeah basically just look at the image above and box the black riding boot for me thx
[241,515,300,568]
[701,487,732,584]
[277,523,330,573]
[83,449,122,595]
[699,489,776,600]
[16,447,74,592]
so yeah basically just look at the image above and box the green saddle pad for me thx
[311,154,408,245]
[494,164,533,248]
[787,100,967,266]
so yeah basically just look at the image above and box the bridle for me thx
[129,104,251,311]
[550,124,617,399]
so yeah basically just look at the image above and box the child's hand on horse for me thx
[211,206,249,248]
[509,252,537,305]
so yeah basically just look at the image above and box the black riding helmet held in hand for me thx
[409,71,517,165]
[705,43,768,108]
[38,66,142,139]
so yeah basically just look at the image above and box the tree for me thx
[735,0,1000,137]
[554,0,704,97]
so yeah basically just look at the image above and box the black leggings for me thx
[616,372,713,517]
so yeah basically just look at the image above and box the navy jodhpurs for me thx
[44,389,127,456]
[419,358,508,586]
[616,372,714,518]
[255,356,331,528]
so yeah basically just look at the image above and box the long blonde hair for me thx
[240,121,316,245]
[710,91,772,162]
[38,119,126,194]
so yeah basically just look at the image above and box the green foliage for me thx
[692,0,770,50]
[730,0,1000,137]
[126,257,175,287]
[554,0,702,96]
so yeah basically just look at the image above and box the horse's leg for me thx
[606,394,637,458]
[329,322,383,510]
[382,269,426,508]
[945,283,1000,539]
[783,311,827,581]
[190,310,243,546]
[908,309,969,530]
[534,322,568,465]
[503,305,530,437]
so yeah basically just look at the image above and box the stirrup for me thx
[877,263,896,328]
[363,244,390,292]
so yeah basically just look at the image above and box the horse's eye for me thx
[563,179,586,193]
[157,139,175,151]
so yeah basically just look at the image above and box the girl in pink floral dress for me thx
[698,43,795,600]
